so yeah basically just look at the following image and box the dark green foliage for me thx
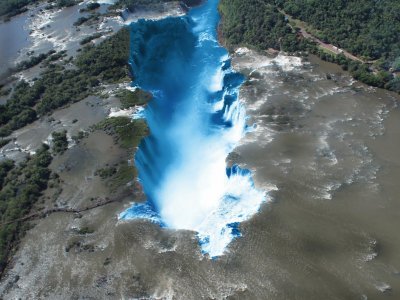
[0,145,52,274]
[386,77,400,93]
[95,116,148,148]
[73,13,100,26]
[56,0,76,8]
[75,28,130,80]
[218,0,316,52]
[117,89,152,109]
[71,130,88,143]
[35,66,92,114]
[270,0,400,91]
[76,226,94,234]
[0,0,76,17]
[16,50,56,71]
[0,80,43,135]
[314,49,394,89]
[95,166,117,179]
[0,0,34,18]
[46,50,67,63]
[108,163,136,190]
[73,16,90,26]
[274,0,400,62]
[220,0,399,92]
[0,139,11,148]
[112,0,175,12]
[51,130,68,154]
[96,161,137,191]
[0,28,130,136]
[87,2,100,10]
[0,160,14,189]
[79,32,103,45]
[80,2,100,12]
[0,87,11,97]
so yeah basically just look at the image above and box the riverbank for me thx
[3,43,399,300]
[1,0,400,299]
[217,0,400,95]
[229,47,400,299]
[0,0,180,288]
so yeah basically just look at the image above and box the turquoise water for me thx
[119,0,266,257]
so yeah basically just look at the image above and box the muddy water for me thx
[1,51,399,299]
[0,13,30,77]
[228,51,400,299]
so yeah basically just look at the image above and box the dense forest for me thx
[219,0,309,52]
[274,0,400,64]
[0,28,130,137]
[218,0,400,93]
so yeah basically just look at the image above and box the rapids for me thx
[119,0,269,257]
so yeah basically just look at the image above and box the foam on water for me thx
[119,0,268,257]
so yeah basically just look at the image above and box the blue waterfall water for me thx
[119,0,266,257]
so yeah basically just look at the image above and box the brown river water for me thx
[224,50,400,299]
[1,20,399,300]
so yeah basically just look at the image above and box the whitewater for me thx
[119,0,270,257]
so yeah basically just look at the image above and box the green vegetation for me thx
[310,51,392,89]
[0,0,79,18]
[95,166,117,179]
[107,0,204,16]
[219,0,400,93]
[79,2,100,12]
[94,115,149,190]
[108,163,136,191]
[218,0,312,52]
[0,28,130,137]
[0,138,11,148]
[55,0,77,8]
[273,0,400,92]
[16,50,56,71]
[0,145,52,274]
[51,130,68,154]
[0,87,11,97]
[71,130,88,143]
[79,32,103,45]
[0,160,14,189]
[96,162,136,191]
[75,28,130,80]
[73,13,100,26]
[0,0,33,18]
[76,226,94,235]
[117,88,151,109]
[274,0,400,61]
[95,163,136,190]
[112,0,174,12]
[95,116,148,149]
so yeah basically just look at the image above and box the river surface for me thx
[0,14,30,77]
[2,0,399,298]
[118,0,400,298]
